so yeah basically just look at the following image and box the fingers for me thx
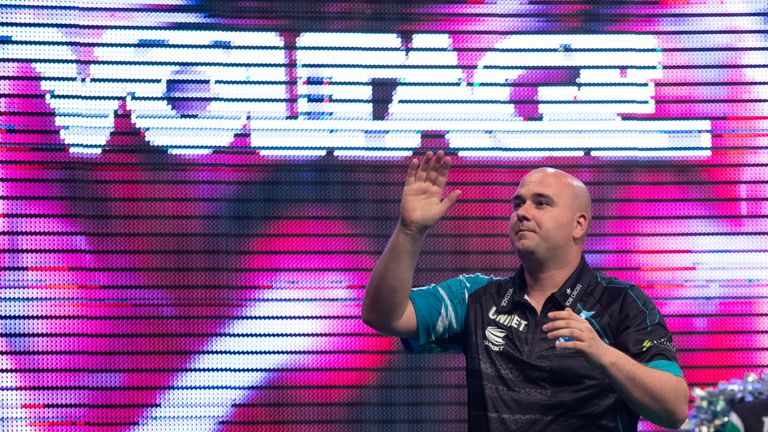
[546,307,578,321]
[404,157,419,186]
[440,189,462,211]
[407,150,461,210]
[412,151,450,186]
[545,319,587,352]
[544,309,607,364]
[543,308,587,341]
[414,151,434,182]
[553,340,581,350]
[426,151,444,184]
[544,309,580,325]
[546,327,583,341]
[542,319,584,334]
[434,153,452,190]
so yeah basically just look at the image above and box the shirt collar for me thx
[499,255,593,313]
[551,255,593,309]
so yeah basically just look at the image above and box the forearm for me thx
[361,223,425,336]
[598,346,689,428]
[363,150,459,336]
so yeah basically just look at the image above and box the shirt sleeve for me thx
[403,273,496,353]
[614,285,684,378]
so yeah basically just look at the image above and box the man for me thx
[361,150,689,431]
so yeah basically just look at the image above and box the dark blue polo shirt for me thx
[405,257,683,432]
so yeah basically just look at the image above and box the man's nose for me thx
[514,204,531,221]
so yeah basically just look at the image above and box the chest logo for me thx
[488,306,528,332]
[484,326,507,351]
[642,336,676,353]
[564,283,582,307]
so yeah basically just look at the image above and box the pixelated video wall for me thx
[0,1,767,430]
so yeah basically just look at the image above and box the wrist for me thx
[591,343,619,372]
[397,220,429,238]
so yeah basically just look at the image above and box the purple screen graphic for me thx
[0,1,767,431]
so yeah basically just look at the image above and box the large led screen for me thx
[1,1,767,430]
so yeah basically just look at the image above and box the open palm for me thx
[400,151,462,233]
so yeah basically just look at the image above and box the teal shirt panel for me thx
[409,273,498,349]
[645,359,684,378]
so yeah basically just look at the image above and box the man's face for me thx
[509,170,579,260]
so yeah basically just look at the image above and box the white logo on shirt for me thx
[500,289,513,307]
[484,326,507,351]
[564,283,582,307]
[489,306,528,332]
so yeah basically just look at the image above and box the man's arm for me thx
[361,151,461,338]
[596,345,689,428]
[543,308,689,429]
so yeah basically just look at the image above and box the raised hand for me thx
[399,150,462,234]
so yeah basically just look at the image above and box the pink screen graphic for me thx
[0,1,766,431]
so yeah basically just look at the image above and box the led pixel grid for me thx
[0,1,767,431]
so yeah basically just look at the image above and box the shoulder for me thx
[593,272,649,303]
[594,271,635,290]
[414,272,506,296]
[594,272,663,326]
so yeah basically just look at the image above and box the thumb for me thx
[441,189,462,211]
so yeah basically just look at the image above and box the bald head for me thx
[522,167,592,234]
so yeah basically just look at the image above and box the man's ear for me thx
[573,212,589,241]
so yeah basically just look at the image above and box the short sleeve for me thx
[404,273,496,353]
[615,285,684,378]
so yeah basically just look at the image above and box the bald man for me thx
[362,151,689,432]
